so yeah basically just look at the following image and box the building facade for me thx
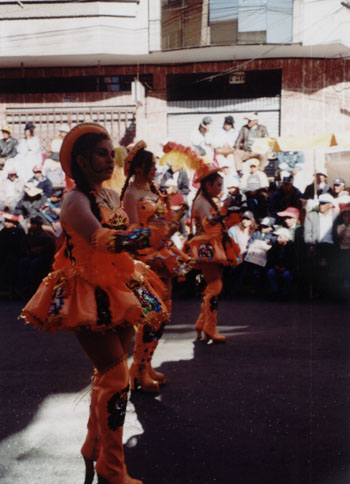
[1,0,350,154]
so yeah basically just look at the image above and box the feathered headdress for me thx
[159,141,222,183]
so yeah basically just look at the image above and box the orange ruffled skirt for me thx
[21,260,169,334]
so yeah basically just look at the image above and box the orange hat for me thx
[59,122,110,178]
[194,164,222,183]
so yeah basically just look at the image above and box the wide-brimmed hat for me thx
[123,140,147,176]
[1,124,11,134]
[194,164,222,183]
[59,122,110,178]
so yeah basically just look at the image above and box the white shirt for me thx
[318,212,334,244]
[214,127,238,149]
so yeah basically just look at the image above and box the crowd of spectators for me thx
[0,117,349,303]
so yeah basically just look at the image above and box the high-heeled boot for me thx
[94,359,142,484]
[201,277,226,343]
[130,324,160,392]
[194,294,205,340]
[202,294,226,343]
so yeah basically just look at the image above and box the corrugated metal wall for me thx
[167,96,280,145]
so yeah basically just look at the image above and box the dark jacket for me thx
[27,176,53,198]
[266,240,297,271]
[0,137,18,161]
[234,124,269,151]
[160,168,190,197]
[303,182,332,200]
[269,186,303,218]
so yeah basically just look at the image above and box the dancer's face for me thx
[80,138,115,184]
[206,175,223,198]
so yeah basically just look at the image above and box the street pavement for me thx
[0,294,349,484]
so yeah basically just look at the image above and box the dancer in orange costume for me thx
[121,141,194,392]
[21,123,169,484]
[187,165,241,343]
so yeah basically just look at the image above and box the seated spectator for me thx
[237,216,276,296]
[16,122,43,182]
[27,165,53,197]
[303,169,332,200]
[0,213,26,293]
[228,210,257,257]
[48,124,70,161]
[269,175,303,219]
[275,206,302,241]
[266,227,297,300]
[39,187,63,237]
[277,151,304,180]
[244,180,269,222]
[0,168,25,213]
[15,184,47,228]
[240,158,269,192]
[18,215,56,297]
[213,115,238,174]
[233,113,269,174]
[221,175,247,229]
[42,153,66,188]
[332,178,350,214]
[304,193,337,298]
[0,124,18,169]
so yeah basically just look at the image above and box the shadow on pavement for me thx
[125,298,350,484]
[0,301,92,442]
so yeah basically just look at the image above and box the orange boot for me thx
[201,277,226,343]
[130,323,159,392]
[94,359,143,484]
[81,371,101,484]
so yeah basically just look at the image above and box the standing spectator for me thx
[304,193,337,298]
[240,158,269,192]
[16,122,42,182]
[303,169,332,200]
[214,115,238,173]
[269,175,303,220]
[0,124,18,169]
[234,112,269,174]
[266,227,297,300]
[191,116,214,162]
[18,215,56,297]
[27,165,53,197]
[0,168,25,213]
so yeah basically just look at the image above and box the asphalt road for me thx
[0,294,349,484]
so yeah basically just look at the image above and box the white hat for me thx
[245,112,259,121]
[318,193,334,205]
[274,227,290,240]
[249,158,260,167]
[316,168,328,177]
